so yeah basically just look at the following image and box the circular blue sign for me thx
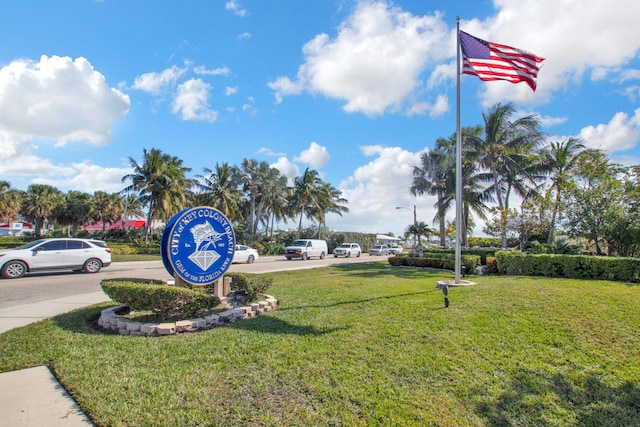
[165,206,235,285]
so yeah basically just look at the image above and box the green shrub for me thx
[101,278,220,321]
[495,251,640,282]
[214,272,273,302]
[388,254,480,274]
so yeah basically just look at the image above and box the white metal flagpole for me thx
[455,17,462,284]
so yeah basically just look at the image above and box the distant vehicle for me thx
[333,243,362,258]
[388,244,403,255]
[0,238,112,279]
[285,239,328,260]
[232,245,259,264]
[369,244,389,256]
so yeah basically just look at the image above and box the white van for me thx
[285,239,328,260]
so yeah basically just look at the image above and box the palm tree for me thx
[538,138,592,244]
[469,103,545,248]
[21,184,64,237]
[122,148,193,243]
[237,159,271,236]
[0,181,24,223]
[292,168,322,239]
[406,221,433,253]
[255,167,289,238]
[411,137,453,247]
[53,191,93,236]
[91,191,124,232]
[195,162,243,221]
[309,182,349,238]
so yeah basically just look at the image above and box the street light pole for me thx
[396,205,421,256]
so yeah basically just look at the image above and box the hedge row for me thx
[203,272,272,302]
[389,254,481,273]
[101,278,220,321]
[495,251,640,282]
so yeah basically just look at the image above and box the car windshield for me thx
[19,240,46,249]
[339,244,351,248]
[292,240,307,246]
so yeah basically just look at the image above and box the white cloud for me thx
[578,108,640,153]
[132,65,187,95]
[172,78,218,122]
[327,145,435,235]
[33,161,132,193]
[269,1,450,115]
[294,141,331,169]
[0,55,129,146]
[225,0,247,17]
[236,32,251,41]
[194,65,232,76]
[225,86,239,96]
[270,156,300,184]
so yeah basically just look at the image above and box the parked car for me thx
[0,238,112,279]
[388,244,403,255]
[333,243,362,258]
[232,245,259,264]
[369,244,389,256]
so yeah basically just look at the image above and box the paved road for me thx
[0,254,382,310]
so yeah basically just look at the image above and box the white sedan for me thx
[232,245,259,264]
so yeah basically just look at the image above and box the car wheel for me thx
[320,252,325,259]
[2,261,27,279]
[302,253,308,260]
[357,251,361,257]
[83,258,102,274]
[247,255,255,264]
[346,251,351,258]
[334,254,338,258]
[286,257,292,260]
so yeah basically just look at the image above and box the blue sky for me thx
[1,0,640,237]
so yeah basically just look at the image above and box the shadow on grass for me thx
[278,288,443,312]
[331,262,450,279]
[474,368,640,426]
[229,315,348,336]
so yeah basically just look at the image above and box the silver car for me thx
[333,243,361,258]
[369,244,389,256]
[0,238,112,279]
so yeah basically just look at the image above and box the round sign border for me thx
[164,206,235,286]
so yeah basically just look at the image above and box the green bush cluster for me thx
[107,243,161,255]
[389,253,481,273]
[101,278,220,321]
[207,272,273,302]
[412,248,495,265]
[495,250,640,282]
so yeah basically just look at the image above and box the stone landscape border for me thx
[97,294,278,336]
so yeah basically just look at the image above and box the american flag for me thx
[459,31,544,91]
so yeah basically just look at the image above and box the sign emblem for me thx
[163,207,235,285]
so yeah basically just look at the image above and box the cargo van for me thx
[285,239,328,260]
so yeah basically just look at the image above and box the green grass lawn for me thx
[1,263,638,426]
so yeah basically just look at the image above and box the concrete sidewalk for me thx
[0,292,110,426]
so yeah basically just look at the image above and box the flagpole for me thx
[455,17,462,284]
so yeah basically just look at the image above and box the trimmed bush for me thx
[216,272,273,302]
[101,278,220,321]
[495,251,640,282]
[388,254,481,274]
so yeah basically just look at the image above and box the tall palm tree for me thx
[538,138,592,244]
[122,148,193,243]
[255,167,289,238]
[91,191,124,232]
[195,162,243,221]
[53,191,93,237]
[0,181,24,223]
[469,103,545,248]
[411,134,456,247]
[292,168,322,238]
[21,184,64,237]
[309,182,349,238]
[237,159,270,236]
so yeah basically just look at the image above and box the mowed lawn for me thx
[1,262,638,426]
